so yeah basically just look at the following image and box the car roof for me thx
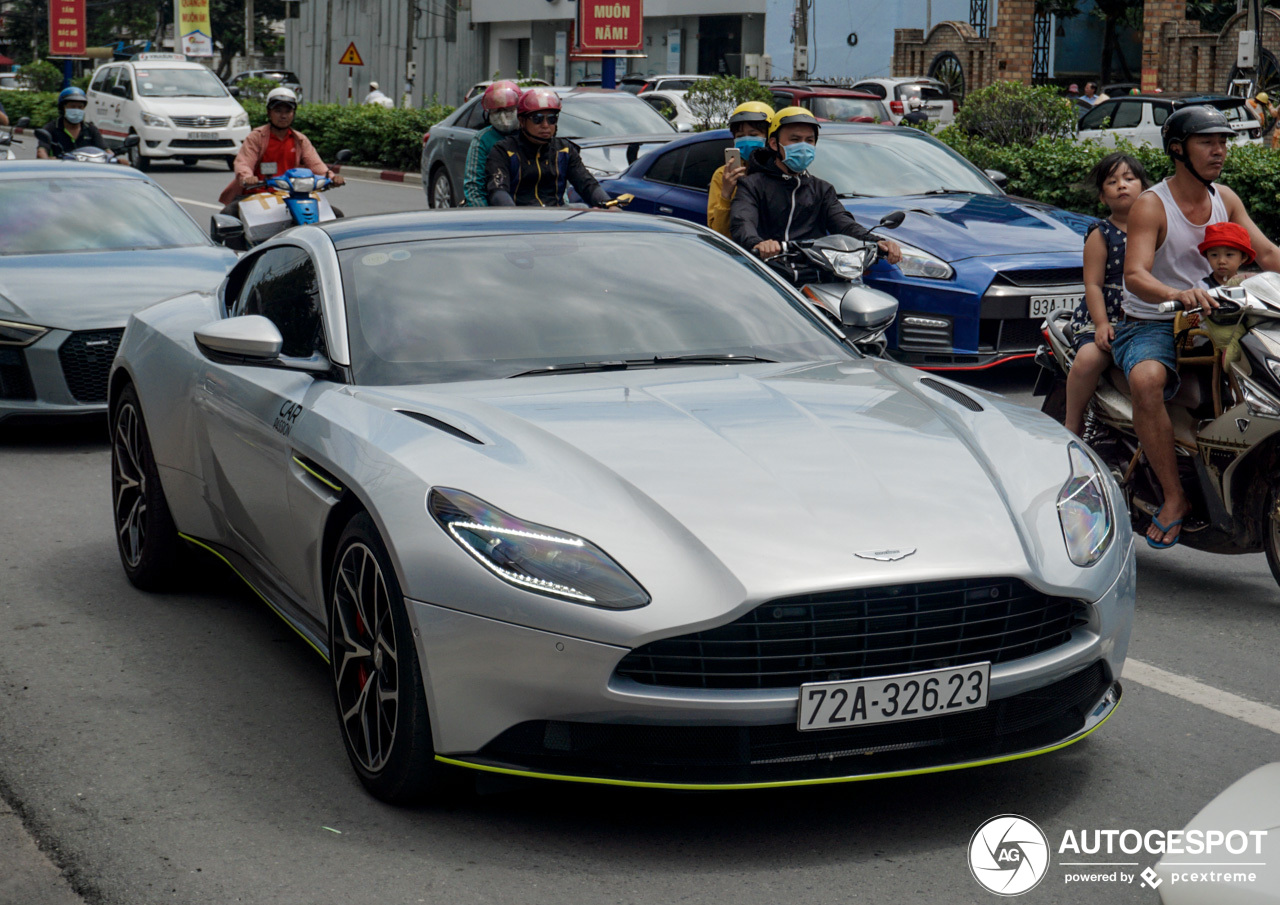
[1119,93,1246,104]
[322,208,706,250]
[645,121,922,153]
[0,160,156,182]
[121,59,210,70]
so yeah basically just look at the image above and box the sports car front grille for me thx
[0,347,36,400]
[58,329,122,403]
[171,115,231,128]
[615,577,1087,689]
[979,317,1045,353]
[479,662,1109,784]
[998,267,1084,287]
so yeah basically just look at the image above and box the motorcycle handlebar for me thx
[1157,298,1243,315]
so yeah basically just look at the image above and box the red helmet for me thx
[482,80,522,112]
[517,87,561,116]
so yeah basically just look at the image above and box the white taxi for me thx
[87,53,251,170]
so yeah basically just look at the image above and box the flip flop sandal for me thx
[1146,507,1184,550]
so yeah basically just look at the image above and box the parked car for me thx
[108,207,1134,802]
[225,69,303,101]
[765,83,891,123]
[0,161,236,424]
[0,73,35,92]
[601,124,1097,368]
[462,78,550,103]
[86,52,251,170]
[1077,93,1262,147]
[848,77,957,125]
[638,89,699,130]
[420,88,677,208]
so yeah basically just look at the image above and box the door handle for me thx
[658,205,674,214]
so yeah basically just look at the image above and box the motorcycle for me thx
[1035,272,1280,585]
[31,128,137,163]
[763,211,906,355]
[1,117,30,160]
[211,149,353,250]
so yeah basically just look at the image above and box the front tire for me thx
[429,166,454,209]
[328,513,466,804]
[127,134,150,171]
[111,384,184,590]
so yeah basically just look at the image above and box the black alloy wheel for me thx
[328,513,466,804]
[111,384,184,589]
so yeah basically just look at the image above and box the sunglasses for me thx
[527,112,559,125]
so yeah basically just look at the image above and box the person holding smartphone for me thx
[706,102,773,237]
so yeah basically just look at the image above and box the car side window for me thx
[1110,100,1142,129]
[115,67,134,99]
[854,82,887,99]
[644,146,686,186]
[89,67,111,94]
[1079,100,1118,130]
[771,92,793,109]
[1151,103,1170,127]
[459,100,486,130]
[674,139,734,190]
[232,246,327,359]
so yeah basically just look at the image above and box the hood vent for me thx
[920,377,984,412]
[396,410,484,445]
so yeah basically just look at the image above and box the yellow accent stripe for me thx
[291,456,343,492]
[435,697,1119,791]
[179,533,330,663]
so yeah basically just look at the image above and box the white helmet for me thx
[369,81,379,91]
[266,86,298,109]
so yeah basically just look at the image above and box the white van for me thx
[86,53,251,170]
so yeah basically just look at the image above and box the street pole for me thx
[792,0,808,80]
[404,0,418,108]
[245,0,255,72]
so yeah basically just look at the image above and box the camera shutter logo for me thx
[968,815,1050,896]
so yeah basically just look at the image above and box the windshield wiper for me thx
[508,354,776,378]
[836,192,868,198]
[916,187,975,195]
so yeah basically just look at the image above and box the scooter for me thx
[763,211,907,355]
[1035,273,1280,585]
[31,128,138,163]
[1,117,30,160]
[211,149,353,250]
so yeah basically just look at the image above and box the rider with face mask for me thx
[462,81,522,207]
[706,101,772,237]
[730,107,902,264]
[37,87,123,162]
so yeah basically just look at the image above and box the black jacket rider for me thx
[37,117,109,156]
[485,131,609,207]
[729,148,878,252]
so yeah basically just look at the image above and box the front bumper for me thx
[0,326,121,423]
[408,541,1135,788]
[134,124,250,158]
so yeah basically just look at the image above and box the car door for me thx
[1076,100,1120,146]
[87,66,114,132]
[196,245,333,610]
[445,99,485,192]
[1105,99,1145,146]
[664,135,735,224]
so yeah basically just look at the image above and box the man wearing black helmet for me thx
[1122,105,1280,548]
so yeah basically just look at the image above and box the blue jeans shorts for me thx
[1110,319,1180,401]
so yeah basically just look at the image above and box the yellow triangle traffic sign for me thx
[339,42,363,66]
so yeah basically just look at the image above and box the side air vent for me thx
[920,377,984,412]
[396,410,484,445]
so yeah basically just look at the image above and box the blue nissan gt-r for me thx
[601,124,1096,369]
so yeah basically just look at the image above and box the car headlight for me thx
[288,175,316,193]
[140,112,169,128]
[895,243,954,280]
[0,319,48,347]
[428,488,650,609]
[821,247,876,279]
[1057,442,1113,566]
[232,112,249,128]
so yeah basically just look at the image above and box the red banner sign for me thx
[48,0,86,57]
[577,1,643,51]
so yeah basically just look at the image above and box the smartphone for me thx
[724,146,742,169]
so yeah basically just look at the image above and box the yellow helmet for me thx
[1257,92,1271,105]
[727,101,774,128]
[769,106,821,138]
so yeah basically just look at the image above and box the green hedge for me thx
[937,129,1280,241]
[243,99,454,171]
[0,90,59,128]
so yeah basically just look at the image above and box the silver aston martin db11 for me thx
[109,209,1135,803]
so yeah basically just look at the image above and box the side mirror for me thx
[195,315,282,361]
[16,117,30,128]
[120,134,140,150]
[209,213,245,246]
[228,86,240,98]
[839,285,898,331]
[878,210,906,230]
[335,148,353,163]
[34,128,53,145]
[676,122,695,132]
[984,169,1009,190]
[111,84,129,99]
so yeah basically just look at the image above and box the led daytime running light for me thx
[445,521,595,602]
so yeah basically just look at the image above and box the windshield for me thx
[342,232,850,385]
[810,132,996,197]
[0,178,207,254]
[579,140,671,175]
[809,97,887,123]
[135,67,228,98]
[896,82,949,101]
[558,97,676,138]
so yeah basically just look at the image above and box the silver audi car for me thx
[108,210,1135,803]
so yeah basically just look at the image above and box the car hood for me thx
[359,360,1104,603]
[844,193,1096,263]
[0,245,237,331]
[136,96,243,117]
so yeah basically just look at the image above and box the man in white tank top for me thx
[1121,106,1280,548]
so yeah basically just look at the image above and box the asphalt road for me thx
[2,162,1279,905]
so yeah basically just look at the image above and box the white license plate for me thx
[1029,294,1083,318]
[798,662,990,731]
[187,131,218,140]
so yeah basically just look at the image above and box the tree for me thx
[209,0,286,78]
[684,76,775,131]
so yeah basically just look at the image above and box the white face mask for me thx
[63,107,86,124]
[490,109,519,133]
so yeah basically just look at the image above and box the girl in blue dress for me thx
[1065,152,1152,436]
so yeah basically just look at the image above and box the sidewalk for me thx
[0,798,87,905]
[333,163,422,185]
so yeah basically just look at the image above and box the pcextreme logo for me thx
[968,815,1051,896]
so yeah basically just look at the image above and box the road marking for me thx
[172,196,222,210]
[1125,658,1280,735]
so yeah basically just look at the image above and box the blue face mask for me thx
[783,142,816,172]
[63,107,85,125]
[734,136,765,156]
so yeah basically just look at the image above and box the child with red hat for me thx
[1199,221,1255,288]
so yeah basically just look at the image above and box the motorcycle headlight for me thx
[232,113,249,128]
[1057,442,1113,567]
[140,112,170,128]
[288,175,316,193]
[428,488,650,609]
[0,319,48,346]
[895,243,954,280]
[821,247,874,279]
